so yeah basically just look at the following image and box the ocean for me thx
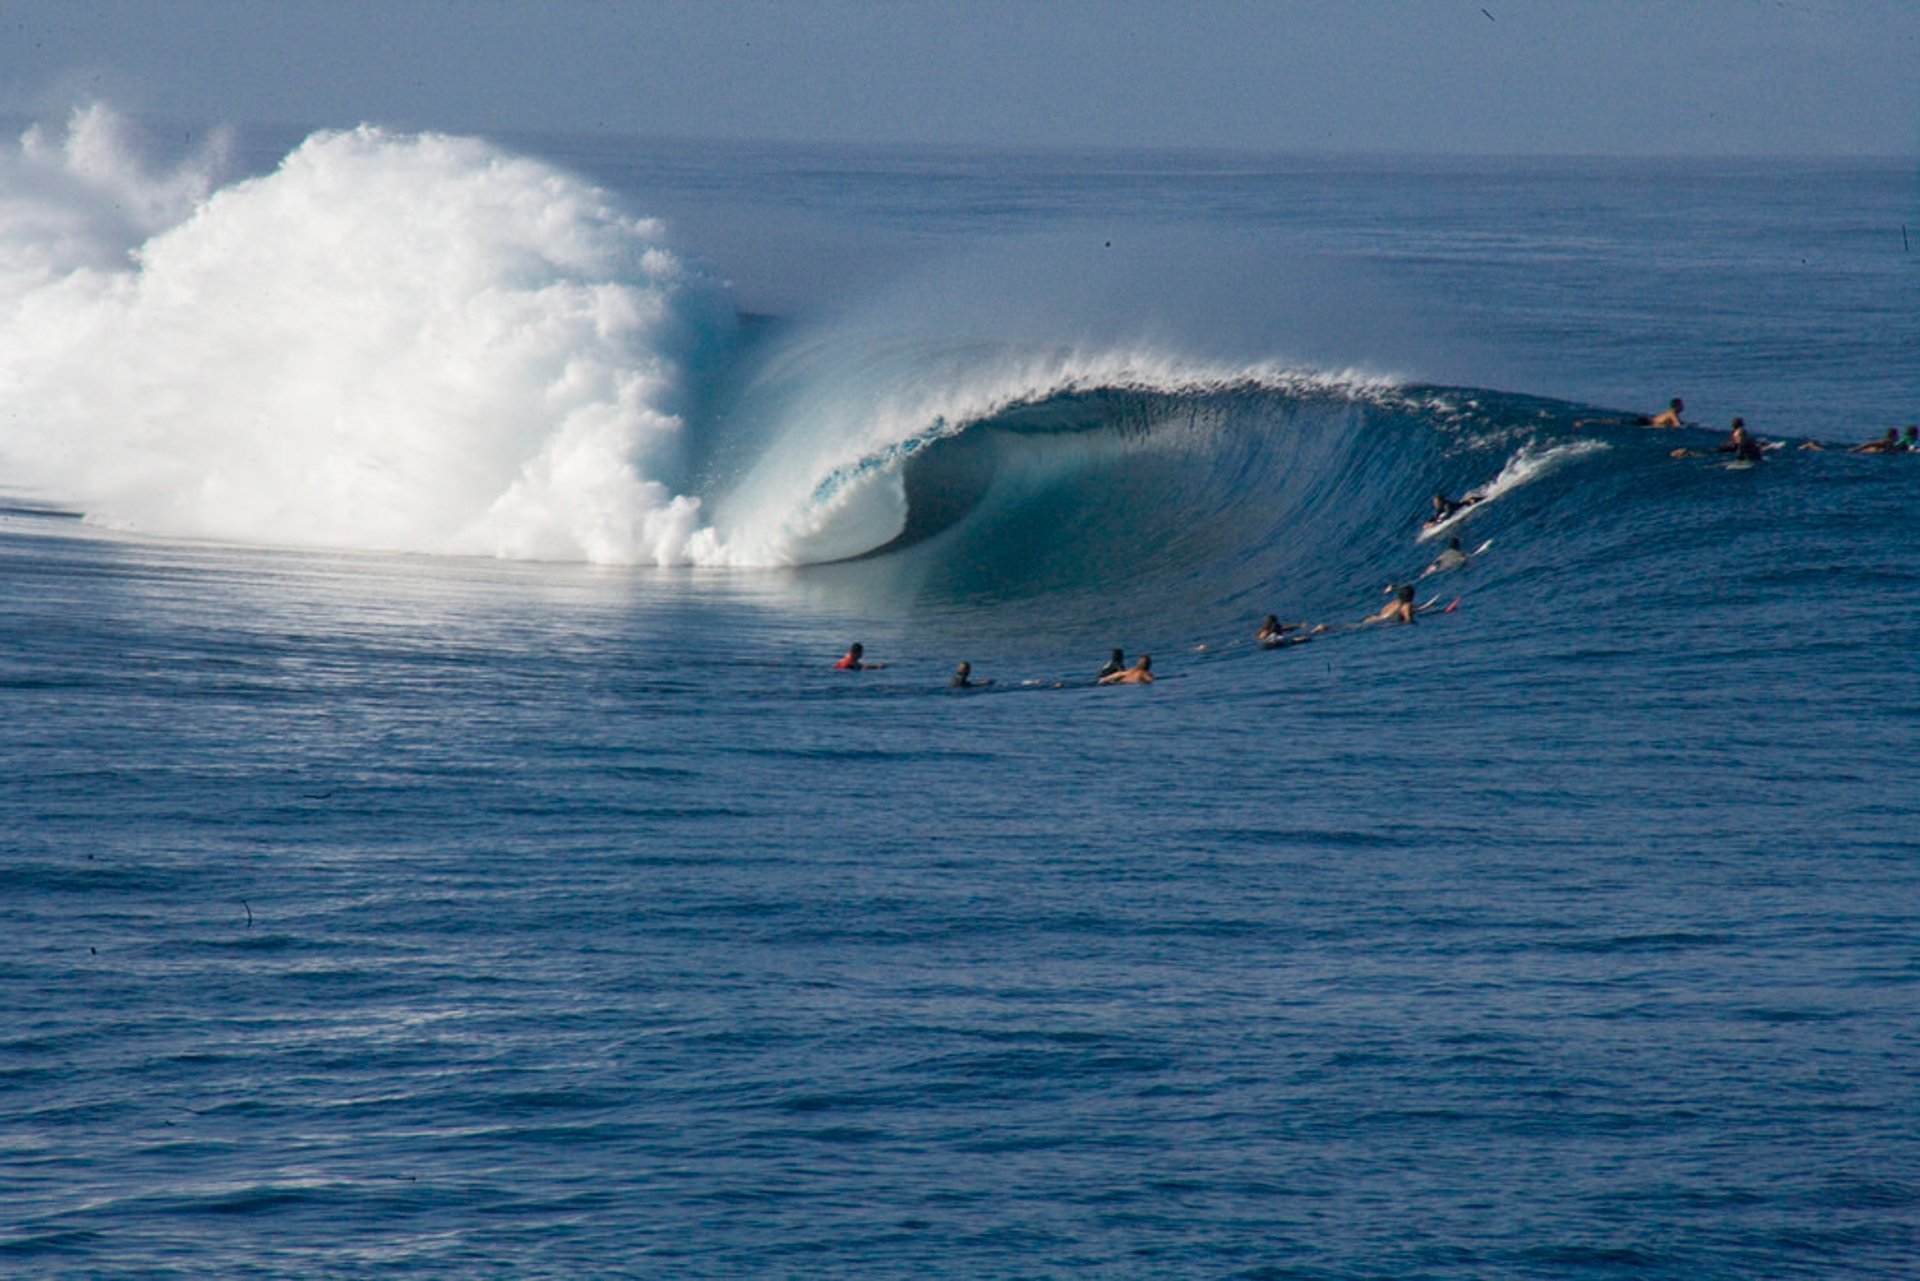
[2,109,1916,1277]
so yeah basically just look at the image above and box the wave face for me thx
[711,343,1613,622]
[0,108,1619,603]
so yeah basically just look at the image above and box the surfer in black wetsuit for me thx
[1098,648,1126,680]
[950,661,990,688]
[1715,418,1764,462]
[1256,615,1304,646]
[1427,491,1481,527]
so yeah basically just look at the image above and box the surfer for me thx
[1906,426,1918,451]
[1849,427,1903,454]
[1097,648,1126,680]
[1098,655,1154,685]
[834,642,883,670]
[1426,491,1482,528]
[1366,584,1418,626]
[950,661,990,688]
[1422,536,1470,577]
[1256,615,1303,646]
[1645,397,1686,428]
[1715,418,1764,463]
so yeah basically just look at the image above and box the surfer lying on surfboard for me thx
[1670,418,1764,463]
[1422,536,1471,577]
[1424,490,1483,530]
[1366,584,1418,625]
[1256,615,1310,648]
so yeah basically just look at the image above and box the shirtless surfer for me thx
[1366,584,1418,626]
[1098,655,1154,684]
[1645,397,1686,428]
[1850,428,1903,454]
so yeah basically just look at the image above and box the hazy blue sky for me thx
[2,0,1915,155]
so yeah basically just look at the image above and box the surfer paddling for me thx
[1645,397,1686,428]
[1849,427,1904,454]
[949,661,991,688]
[834,642,884,670]
[1098,655,1154,685]
[1425,490,1483,529]
[1422,536,1471,577]
[1365,584,1418,626]
[1672,417,1763,462]
[1256,615,1308,648]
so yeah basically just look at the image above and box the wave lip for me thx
[705,341,1398,567]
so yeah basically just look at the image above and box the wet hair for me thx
[1398,585,1415,603]
[1139,654,1152,670]
[847,642,863,657]
[1671,398,1683,409]
[1261,614,1279,629]
[954,661,969,676]
[1730,417,1745,430]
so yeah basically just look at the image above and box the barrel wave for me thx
[0,107,1617,619]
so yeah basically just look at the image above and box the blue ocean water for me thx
[2,119,1917,1277]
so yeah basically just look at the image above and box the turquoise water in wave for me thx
[3,134,1918,1278]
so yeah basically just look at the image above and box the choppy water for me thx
[2,116,1917,1277]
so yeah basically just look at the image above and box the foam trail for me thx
[0,106,737,565]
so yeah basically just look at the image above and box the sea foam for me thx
[0,106,737,565]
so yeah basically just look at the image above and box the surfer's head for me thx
[1398,585,1415,604]
[1671,398,1683,411]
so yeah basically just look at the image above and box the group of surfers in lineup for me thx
[835,542,1461,690]
[832,395,1913,689]
[836,570,1453,690]
[1635,397,1918,459]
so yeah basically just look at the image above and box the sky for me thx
[0,0,1915,156]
